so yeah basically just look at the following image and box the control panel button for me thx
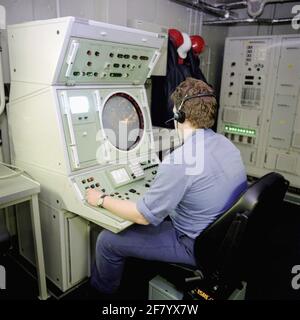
[129,189,136,193]
[145,184,150,188]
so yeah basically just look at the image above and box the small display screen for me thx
[110,168,130,184]
[69,96,90,114]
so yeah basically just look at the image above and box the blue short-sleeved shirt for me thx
[136,129,247,239]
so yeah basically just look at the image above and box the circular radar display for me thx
[102,93,144,151]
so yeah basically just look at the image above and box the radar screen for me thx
[102,93,144,151]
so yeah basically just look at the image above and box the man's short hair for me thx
[171,77,217,129]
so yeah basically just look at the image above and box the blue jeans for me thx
[91,220,196,294]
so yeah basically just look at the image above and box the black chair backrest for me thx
[0,225,11,255]
[194,172,289,278]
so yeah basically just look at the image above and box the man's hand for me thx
[86,188,103,207]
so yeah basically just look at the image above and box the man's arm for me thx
[86,189,149,225]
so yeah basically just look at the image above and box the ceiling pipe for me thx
[203,17,293,25]
[172,0,299,19]
[247,0,298,18]
[170,0,237,19]
[214,1,248,10]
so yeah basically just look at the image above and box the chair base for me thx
[148,275,247,300]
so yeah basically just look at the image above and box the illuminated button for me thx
[152,171,157,175]
[129,189,136,193]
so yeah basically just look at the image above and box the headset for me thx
[165,92,216,125]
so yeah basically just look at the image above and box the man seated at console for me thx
[86,77,247,297]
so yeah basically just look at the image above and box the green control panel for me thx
[224,123,257,145]
[59,37,158,85]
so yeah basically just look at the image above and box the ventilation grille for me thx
[241,87,261,106]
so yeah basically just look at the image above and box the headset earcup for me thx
[177,111,185,123]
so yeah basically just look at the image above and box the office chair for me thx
[153,172,289,300]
